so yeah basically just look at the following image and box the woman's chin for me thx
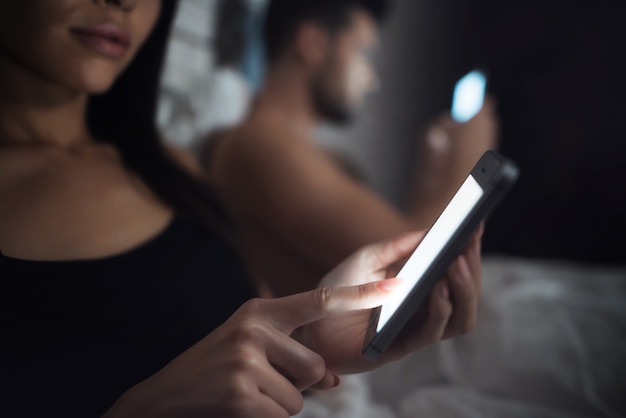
[88,82,116,95]
[84,75,118,94]
[54,74,117,97]
[72,64,126,95]
[75,77,119,96]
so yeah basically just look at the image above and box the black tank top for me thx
[0,216,256,417]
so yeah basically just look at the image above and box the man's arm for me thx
[207,124,428,295]
[205,100,497,296]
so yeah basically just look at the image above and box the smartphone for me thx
[362,150,519,361]
[451,70,488,123]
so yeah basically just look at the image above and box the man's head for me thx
[263,0,389,124]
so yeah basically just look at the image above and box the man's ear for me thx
[294,22,330,67]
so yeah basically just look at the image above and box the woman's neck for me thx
[0,58,92,149]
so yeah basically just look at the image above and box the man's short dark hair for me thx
[263,0,389,63]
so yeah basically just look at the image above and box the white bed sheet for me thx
[296,256,626,418]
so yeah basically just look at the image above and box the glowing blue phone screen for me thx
[451,70,487,122]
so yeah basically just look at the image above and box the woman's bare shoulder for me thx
[0,144,172,261]
[0,145,60,189]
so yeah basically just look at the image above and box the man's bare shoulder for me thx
[208,113,343,205]
[215,111,321,170]
[229,110,305,146]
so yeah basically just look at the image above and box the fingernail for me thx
[333,374,341,387]
[441,282,450,299]
[458,256,472,281]
[377,278,404,291]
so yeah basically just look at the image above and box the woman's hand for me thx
[299,225,484,375]
[103,227,482,417]
[103,280,405,418]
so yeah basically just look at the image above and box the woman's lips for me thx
[70,25,131,59]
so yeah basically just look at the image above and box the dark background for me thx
[237,0,626,266]
[361,0,626,266]
[459,0,626,265]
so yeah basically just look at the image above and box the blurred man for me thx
[204,0,497,296]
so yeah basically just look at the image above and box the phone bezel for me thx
[362,150,518,361]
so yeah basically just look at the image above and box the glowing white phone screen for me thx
[376,175,484,332]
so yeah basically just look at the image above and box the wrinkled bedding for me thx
[296,256,626,418]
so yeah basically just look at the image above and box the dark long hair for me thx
[87,0,233,239]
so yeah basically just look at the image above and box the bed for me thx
[296,256,626,418]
